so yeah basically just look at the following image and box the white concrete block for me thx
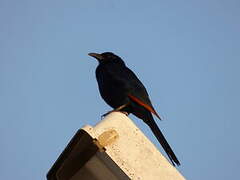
[83,112,185,180]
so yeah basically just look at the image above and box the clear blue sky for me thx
[1,0,239,179]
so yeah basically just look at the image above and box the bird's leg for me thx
[101,103,130,118]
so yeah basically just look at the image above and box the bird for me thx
[88,52,180,166]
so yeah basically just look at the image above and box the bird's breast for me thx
[96,67,129,108]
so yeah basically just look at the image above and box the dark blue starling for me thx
[89,52,180,166]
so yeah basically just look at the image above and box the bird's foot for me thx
[121,111,129,116]
[101,111,129,119]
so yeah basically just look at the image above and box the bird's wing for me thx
[110,65,161,120]
[128,94,161,120]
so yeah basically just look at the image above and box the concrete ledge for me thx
[47,112,185,180]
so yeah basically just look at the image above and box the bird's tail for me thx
[146,115,180,166]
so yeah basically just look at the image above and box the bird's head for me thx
[88,52,125,65]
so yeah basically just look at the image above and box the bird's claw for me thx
[101,112,109,119]
[121,111,129,116]
[101,111,129,119]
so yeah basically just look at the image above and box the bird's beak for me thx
[88,53,104,60]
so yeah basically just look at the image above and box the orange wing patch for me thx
[128,94,161,120]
